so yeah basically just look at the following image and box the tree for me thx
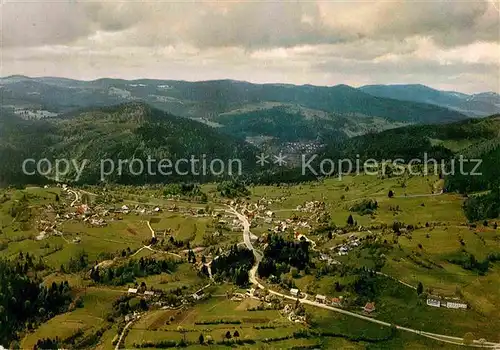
[388,190,394,198]
[463,332,474,346]
[347,214,355,226]
[139,298,148,311]
[233,330,240,338]
[225,330,232,340]
[198,333,204,344]
[177,326,187,342]
[9,341,20,350]
[392,221,401,234]
[417,282,423,295]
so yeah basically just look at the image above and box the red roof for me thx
[364,302,376,312]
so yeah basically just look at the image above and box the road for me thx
[228,205,500,349]
[114,319,133,350]
[226,207,263,288]
[375,271,416,290]
[131,244,182,259]
[146,220,156,239]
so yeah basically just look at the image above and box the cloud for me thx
[1,0,498,93]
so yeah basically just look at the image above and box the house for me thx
[331,297,342,306]
[315,294,326,304]
[76,204,90,215]
[128,288,138,294]
[445,301,467,309]
[290,288,299,297]
[143,291,155,297]
[192,292,205,301]
[363,302,376,313]
[426,299,441,308]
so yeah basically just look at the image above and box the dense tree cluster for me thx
[215,106,347,144]
[163,183,207,202]
[446,145,500,195]
[216,180,250,198]
[90,257,178,286]
[447,251,500,275]
[65,250,89,273]
[350,199,378,215]
[463,187,500,222]
[210,245,255,286]
[0,258,73,345]
[33,337,60,350]
[258,235,310,278]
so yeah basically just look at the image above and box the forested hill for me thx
[2,76,470,124]
[320,114,500,161]
[0,102,261,185]
[361,84,500,117]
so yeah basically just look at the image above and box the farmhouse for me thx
[445,301,467,309]
[331,297,342,306]
[364,302,376,313]
[127,288,138,294]
[192,291,206,301]
[315,294,326,304]
[290,288,299,297]
[426,299,441,308]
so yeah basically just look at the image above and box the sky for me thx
[1,0,499,94]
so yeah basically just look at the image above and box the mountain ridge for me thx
[360,84,500,117]
[1,76,473,124]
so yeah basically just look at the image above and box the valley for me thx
[1,82,499,350]
[1,170,499,349]
[2,0,500,348]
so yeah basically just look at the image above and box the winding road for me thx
[114,319,134,350]
[228,205,500,349]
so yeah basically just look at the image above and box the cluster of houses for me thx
[330,234,361,256]
[289,289,376,315]
[255,197,288,207]
[318,253,341,266]
[127,288,158,298]
[281,141,323,155]
[313,294,348,308]
[296,201,326,213]
[269,218,311,234]
[290,289,349,309]
[426,297,468,310]
[281,304,306,324]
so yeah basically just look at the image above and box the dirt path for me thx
[115,320,134,350]
[146,220,156,239]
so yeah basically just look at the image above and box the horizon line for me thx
[1,74,498,95]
